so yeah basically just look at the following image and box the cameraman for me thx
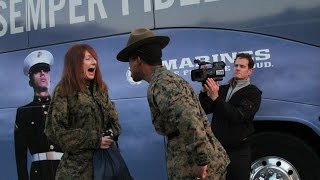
[199,53,262,180]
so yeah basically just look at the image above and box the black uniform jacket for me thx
[14,96,63,180]
[199,84,262,150]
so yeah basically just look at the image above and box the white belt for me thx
[32,152,63,162]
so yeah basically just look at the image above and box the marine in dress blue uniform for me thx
[14,50,63,180]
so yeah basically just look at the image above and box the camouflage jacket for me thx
[44,82,120,180]
[147,66,229,169]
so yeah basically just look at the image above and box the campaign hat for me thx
[117,28,170,62]
[23,50,54,76]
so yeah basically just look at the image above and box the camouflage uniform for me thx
[44,83,120,180]
[147,66,230,180]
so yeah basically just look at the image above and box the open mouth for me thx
[88,67,95,73]
[85,66,96,79]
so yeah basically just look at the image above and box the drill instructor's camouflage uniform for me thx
[147,66,230,180]
[44,83,120,180]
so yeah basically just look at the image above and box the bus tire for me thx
[250,131,320,180]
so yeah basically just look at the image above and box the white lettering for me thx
[255,49,270,61]
[0,1,8,37]
[154,0,174,10]
[162,59,178,70]
[212,54,219,62]
[181,0,199,6]
[183,69,191,75]
[27,0,46,31]
[122,0,129,15]
[164,48,272,74]
[88,0,107,21]
[220,52,236,63]
[49,0,65,28]
[254,62,272,68]
[264,62,272,67]
[10,0,23,34]
[144,0,152,12]
[69,0,85,24]
[255,62,263,68]
[179,57,194,69]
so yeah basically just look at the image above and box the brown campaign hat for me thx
[117,28,170,62]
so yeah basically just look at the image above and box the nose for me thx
[235,65,240,70]
[91,58,97,65]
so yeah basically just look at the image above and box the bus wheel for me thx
[250,132,320,180]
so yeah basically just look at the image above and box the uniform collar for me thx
[33,95,51,103]
[150,66,166,83]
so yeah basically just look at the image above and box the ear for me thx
[248,68,253,76]
[29,80,33,87]
[28,75,34,87]
[136,56,143,65]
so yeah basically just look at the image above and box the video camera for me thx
[191,60,226,83]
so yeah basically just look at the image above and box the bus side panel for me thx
[114,99,167,180]
[0,28,319,178]
[155,1,320,46]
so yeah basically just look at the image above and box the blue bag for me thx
[93,143,133,180]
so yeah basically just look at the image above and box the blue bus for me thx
[0,1,319,179]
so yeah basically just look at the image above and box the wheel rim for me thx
[250,156,300,180]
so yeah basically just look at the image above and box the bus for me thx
[0,0,319,179]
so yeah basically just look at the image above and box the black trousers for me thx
[226,143,251,180]
[29,160,60,180]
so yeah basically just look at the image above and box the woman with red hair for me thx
[45,44,124,179]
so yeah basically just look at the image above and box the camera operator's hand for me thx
[204,78,219,101]
[201,86,207,93]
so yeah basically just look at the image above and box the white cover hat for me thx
[23,50,54,76]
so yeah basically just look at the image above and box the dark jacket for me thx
[199,84,262,150]
[14,96,63,180]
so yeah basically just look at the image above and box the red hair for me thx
[59,44,107,96]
